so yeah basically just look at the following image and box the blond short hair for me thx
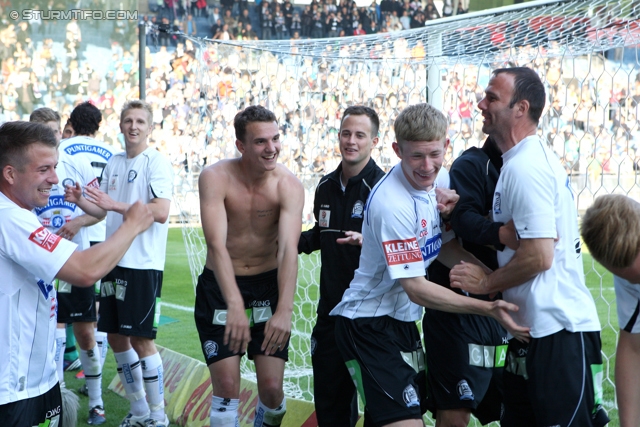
[394,103,448,146]
[581,194,640,269]
[120,99,153,124]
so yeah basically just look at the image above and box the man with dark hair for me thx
[67,100,173,427]
[299,106,385,427]
[59,101,119,405]
[450,67,609,426]
[195,105,304,427]
[30,107,107,425]
[0,120,152,427]
[582,194,640,427]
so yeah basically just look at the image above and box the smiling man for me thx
[330,103,529,427]
[298,105,386,427]
[450,67,608,427]
[67,100,173,427]
[0,120,153,427]
[194,106,304,427]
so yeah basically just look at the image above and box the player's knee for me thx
[257,378,284,408]
[436,409,471,427]
[211,375,239,397]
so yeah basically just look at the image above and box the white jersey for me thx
[614,276,640,333]
[100,147,173,271]
[59,136,120,242]
[492,135,600,337]
[35,152,98,251]
[0,192,77,405]
[331,164,454,321]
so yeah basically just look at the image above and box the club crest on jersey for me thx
[204,340,219,359]
[403,385,420,407]
[319,209,330,228]
[351,200,364,218]
[494,192,502,215]
[62,178,75,189]
[128,170,138,183]
[457,379,474,401]
[29,226,62,252]
[383,238,422,266]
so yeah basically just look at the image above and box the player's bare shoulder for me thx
[198,158,239,195]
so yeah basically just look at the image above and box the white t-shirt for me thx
[614,276,640,333]
[331,164,454,321]
[0,192,77,404]
[100,147,173,271]
[35,152,98,251]
[492,135,600,337]
[59,136,120,242]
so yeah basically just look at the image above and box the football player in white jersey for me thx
[450,67,608,426]
[67,100,173,427]
[31,107,107,425]
[330,103,529,427]
[0,121,152,427]
[582,194,640,427]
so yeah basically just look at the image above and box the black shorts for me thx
[311,314,358,427]
[334,315,425,426]
[423,308,507,424]
[502,330,610,427]
[97,266,163,338]
[56,279,97,323]
[0,383,62,427]
[194,267,288,365]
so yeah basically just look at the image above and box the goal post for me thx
[175,0,640,423]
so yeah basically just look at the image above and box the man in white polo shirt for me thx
[0,120,152,427]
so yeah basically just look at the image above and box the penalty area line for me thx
[161,301,194,313]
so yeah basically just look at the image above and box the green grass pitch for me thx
[66,228,621,426]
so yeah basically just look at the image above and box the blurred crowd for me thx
[0,0,639,221]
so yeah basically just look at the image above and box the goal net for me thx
[176,0,640,423]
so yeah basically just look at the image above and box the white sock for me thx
[254,397,286,427]
[79,344,103,408]
[95,329,108,369]
[210,396,239,427]
[55,327,66,387]
[114,349,148,416]
[141,352,165,421]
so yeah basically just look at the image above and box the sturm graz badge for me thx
[351,200,364,218]
[62,178,75,189]
[128,170,138,182]
[204,340,219,359]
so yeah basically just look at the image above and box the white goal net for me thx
[176,0,640,423]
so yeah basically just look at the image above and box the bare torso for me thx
[204,158,288,276]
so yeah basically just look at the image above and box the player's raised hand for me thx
[262,309,292,356]
[435,187,459,219]
[64,182,84,204]
[122,200,154,234]
[224,303,251,354]
[488,300,530,342]
[336,231,363,246]
[83,186,116,211]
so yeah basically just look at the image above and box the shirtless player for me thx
[194,106,304,427]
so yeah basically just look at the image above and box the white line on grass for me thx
[161,301,194,312]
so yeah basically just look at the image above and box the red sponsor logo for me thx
[29,226,62,252]
[421,219,427,228]
[87,177,100,189]
[383,238,422,266]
